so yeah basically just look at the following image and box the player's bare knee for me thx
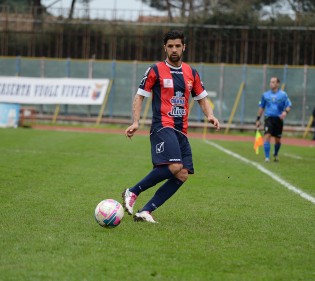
[168,163,183,175]
[175,169,188,182]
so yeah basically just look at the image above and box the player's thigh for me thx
[176,131,194,174]
[150,128,182,166]
[273,118,283,138]
[264,117,282,137]
[264,117,273,135]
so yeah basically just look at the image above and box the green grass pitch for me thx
[0,128,315,281]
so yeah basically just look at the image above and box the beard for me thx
[168,53,182,64]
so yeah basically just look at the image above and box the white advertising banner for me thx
[0,77,110,105]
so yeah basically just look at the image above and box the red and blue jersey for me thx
[137,61,208,134]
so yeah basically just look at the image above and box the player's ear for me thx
[183,44,186,52]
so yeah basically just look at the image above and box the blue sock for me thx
[140,177,184,212]
[274,143,281,156]
[264,142,270,159]
[129,166,173,196]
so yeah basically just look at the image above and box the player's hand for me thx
[280,111,287,120]
[208,115,220,131]
[256,120,261,128]
[125,122,139,139]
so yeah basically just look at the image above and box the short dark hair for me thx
[163,30,185,45]
[271,76,280,83]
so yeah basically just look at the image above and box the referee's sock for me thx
[264,142,271,159]
[274,143,281,156]
[140,177,184,213]
[129,165,173,196]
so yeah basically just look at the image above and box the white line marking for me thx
[283,153,303,160]
[205,140,315,205]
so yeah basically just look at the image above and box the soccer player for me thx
[255,77,292,162]
[122,30,220,223]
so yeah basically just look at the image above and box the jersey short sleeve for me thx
[258,94,266,108]
[190,68,208,101]
[136,66,157,97]
[284,94,292,108]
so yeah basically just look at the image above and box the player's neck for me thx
[165,59,182,68]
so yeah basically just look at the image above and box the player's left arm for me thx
[191,69,219,130]
[197,97,220,130]
[280,95,292,120]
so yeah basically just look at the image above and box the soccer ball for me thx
[94,199,124,228]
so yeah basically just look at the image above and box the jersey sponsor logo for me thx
[156,142,164,154]
[169,107,186,117]
[168,91,186,117]
[170,70,183,75]
[163,79,173,88]
[170,91,185,106]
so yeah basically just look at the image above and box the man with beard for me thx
[122,30,220,223]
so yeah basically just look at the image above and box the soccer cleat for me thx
[133,211,157,223]
[265,158,270,163]
[122,189,137,215]
[274,155,279,162]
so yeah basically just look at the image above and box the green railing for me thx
[1,56,314,127]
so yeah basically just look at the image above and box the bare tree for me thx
[68,0,90,19]
[68,0,76,19]
[141,0,315,22]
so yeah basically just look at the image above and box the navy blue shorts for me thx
[150,127,194,174]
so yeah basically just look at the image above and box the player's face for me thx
[269,78,279,92]
[164,39,185,66]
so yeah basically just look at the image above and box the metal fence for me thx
[1,5,315,65]
[0,56,314,127]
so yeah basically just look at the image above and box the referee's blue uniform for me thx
[259,89,292,160]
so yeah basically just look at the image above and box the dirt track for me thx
[32,125,314,147]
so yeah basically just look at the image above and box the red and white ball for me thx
[95,199,124,228]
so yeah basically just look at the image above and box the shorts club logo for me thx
[156,142,164,153]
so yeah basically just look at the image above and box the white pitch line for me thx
[205,140,315,205]
[283,153,303,160]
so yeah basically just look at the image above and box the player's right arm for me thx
[256,107,264,128]
[256,95,265,128]
[125,65,155,139]
[125,94,145,139]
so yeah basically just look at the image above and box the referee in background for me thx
[256,77,292,162]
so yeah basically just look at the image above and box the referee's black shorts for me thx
[264,116,283,138]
